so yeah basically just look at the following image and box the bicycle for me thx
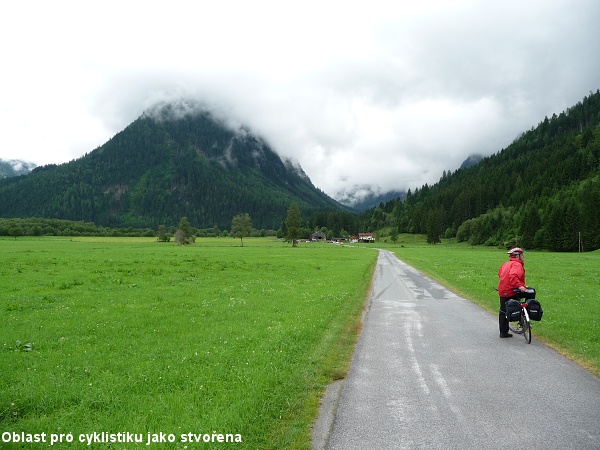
[507,299,531,344]
[505,288,536,344]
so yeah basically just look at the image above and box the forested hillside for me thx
[0,104,345,230]
[359,90,600,252]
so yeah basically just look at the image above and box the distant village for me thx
[308,232,375,244]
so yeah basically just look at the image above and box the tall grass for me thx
[0,237,377,449]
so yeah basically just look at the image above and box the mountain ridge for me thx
[0,159,37,179]
[339,153,482,211]
[0,103,346,230]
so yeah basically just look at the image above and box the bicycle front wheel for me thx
[520,312,531,344]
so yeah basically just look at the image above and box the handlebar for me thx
[513,288,535,294]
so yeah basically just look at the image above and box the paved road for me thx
[323,250,600,449]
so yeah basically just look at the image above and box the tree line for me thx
[0,208,359,243]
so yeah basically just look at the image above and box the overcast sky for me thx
[2,1,599,202]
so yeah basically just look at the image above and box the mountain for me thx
[0,159,37,179]
[459,154,483,169]
[0,102,346,230]
[359,90,600,252]
[337,185,406,212]
[338,155,481,212]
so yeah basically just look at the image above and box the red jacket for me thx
[498,257,526,297]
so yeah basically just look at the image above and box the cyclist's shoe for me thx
[499,332,513,338]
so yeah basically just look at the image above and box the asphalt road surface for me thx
[320,250,600,450]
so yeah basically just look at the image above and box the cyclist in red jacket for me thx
[497,247,527,338]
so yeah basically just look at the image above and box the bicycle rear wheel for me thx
[520,312,531,344]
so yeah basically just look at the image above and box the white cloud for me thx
[1,0,599,200]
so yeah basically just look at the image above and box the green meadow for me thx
[2,236,598,450]
[0,237,377,449]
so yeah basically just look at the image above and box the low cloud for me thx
[1,0,599,201]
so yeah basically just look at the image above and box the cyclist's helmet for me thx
[507,247,524,257]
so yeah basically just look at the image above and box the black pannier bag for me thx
[505,299,522,322]
[521,288,536,299]
[526,299,543,321]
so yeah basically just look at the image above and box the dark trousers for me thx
[499,297,514,334]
